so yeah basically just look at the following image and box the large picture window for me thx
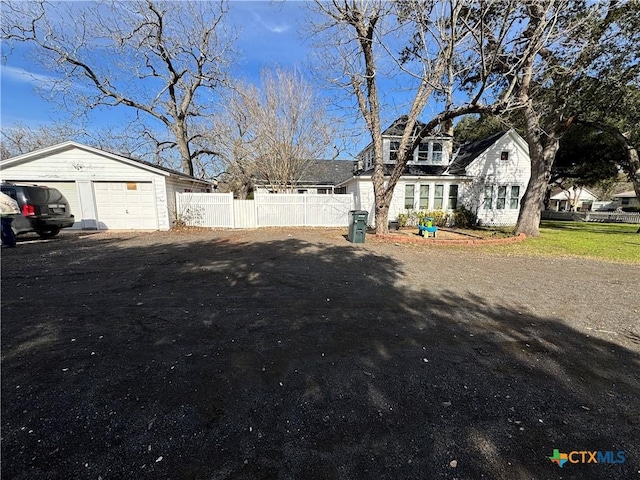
[447,185,458,209]
[405,184,415,209]
[434,184,444,209]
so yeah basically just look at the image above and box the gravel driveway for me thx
[1,229,639,479]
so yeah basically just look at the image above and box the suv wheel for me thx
[37,228,61,238]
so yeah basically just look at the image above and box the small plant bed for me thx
[376,227,524,245]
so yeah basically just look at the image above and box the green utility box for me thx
[348,210,369,243]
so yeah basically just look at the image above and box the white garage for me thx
[0,141,212,231]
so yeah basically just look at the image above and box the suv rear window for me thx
[24,186,66,205]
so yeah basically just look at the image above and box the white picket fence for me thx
[175,192,354,228]
[585,211,640,224]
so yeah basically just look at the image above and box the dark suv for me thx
[1,183,75,238]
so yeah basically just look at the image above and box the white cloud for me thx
[1,65,58,85]
[252,12,290,34]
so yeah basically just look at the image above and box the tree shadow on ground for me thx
[1,232,638,480]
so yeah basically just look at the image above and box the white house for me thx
[340,119,531,226]
[612,190,639,208]
[548,187,598,212]
[0,141,212,231]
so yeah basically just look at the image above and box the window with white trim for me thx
[434,184,444,209]
[419,185,429,209]
[417,142,429,161]
[483,186,493,210]
[390,141,400,161]
[510,186,520,209]
[448,185,458,209]
[432,142,443,164]
[404,184,415,209]
[497,186,507,209]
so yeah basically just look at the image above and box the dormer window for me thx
[389,141,400,161]
[417,142,429,161]
[432,143,443,164]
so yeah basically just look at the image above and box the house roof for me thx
[447,130,508,174]
[294,159,355,185]
[549,187,598,201]
[0,141,212,185]
[612,190,637,198]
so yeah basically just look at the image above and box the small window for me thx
[419,185,430,209]
[448,185,458,209]
[434,184,444,209]
[510,186,520,209]
[621,197,630,205]
[432,143,443,164]
[497,186,507,209]
[317,188,330,195]
[127,182,137,190]
[389,141,400,161]
[500,151,509,161]
[297,189,308,194]
[417,142,429,162]
[404,184,415,209]
[335,187,347,194]
[484,186,493,210]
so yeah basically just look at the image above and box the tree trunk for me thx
[516,129,560,237]
[627,146,640,233]
[172,122,195,177]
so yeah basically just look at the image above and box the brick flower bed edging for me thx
[370,232,527,246]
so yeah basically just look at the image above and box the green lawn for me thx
[484,221,640,263]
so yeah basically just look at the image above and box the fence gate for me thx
[176,192,354,228]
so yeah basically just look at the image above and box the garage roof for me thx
[0,141,211,186]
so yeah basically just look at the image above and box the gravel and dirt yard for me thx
[1,228,639,480]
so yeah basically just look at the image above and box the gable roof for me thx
[612,190,637,198]
[549,187,599,201]
[0,141,211,185]
[446,130,508,175]
[298,159,354,185]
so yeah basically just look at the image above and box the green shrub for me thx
[452,206,478,228]
[399,210,450,227]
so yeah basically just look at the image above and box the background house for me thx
[253,159,353,195]
[0,141,211,231]
[341,124,531,227]
[548,187,598,212]
[612,190,639,208]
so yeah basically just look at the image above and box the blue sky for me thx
[1,2,317,126]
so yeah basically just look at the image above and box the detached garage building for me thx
[0,141,212,231]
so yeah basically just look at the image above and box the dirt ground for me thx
[1,228,639,480]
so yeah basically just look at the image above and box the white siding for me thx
[461,132,531,226]
[0,144,210,231]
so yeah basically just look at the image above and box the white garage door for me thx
[94,182,158,230]
[23,181,82,230]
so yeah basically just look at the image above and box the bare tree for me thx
[309,0,546,234]
[1,0,235,177]
[0,122,77,159]
[213,68,337,198]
